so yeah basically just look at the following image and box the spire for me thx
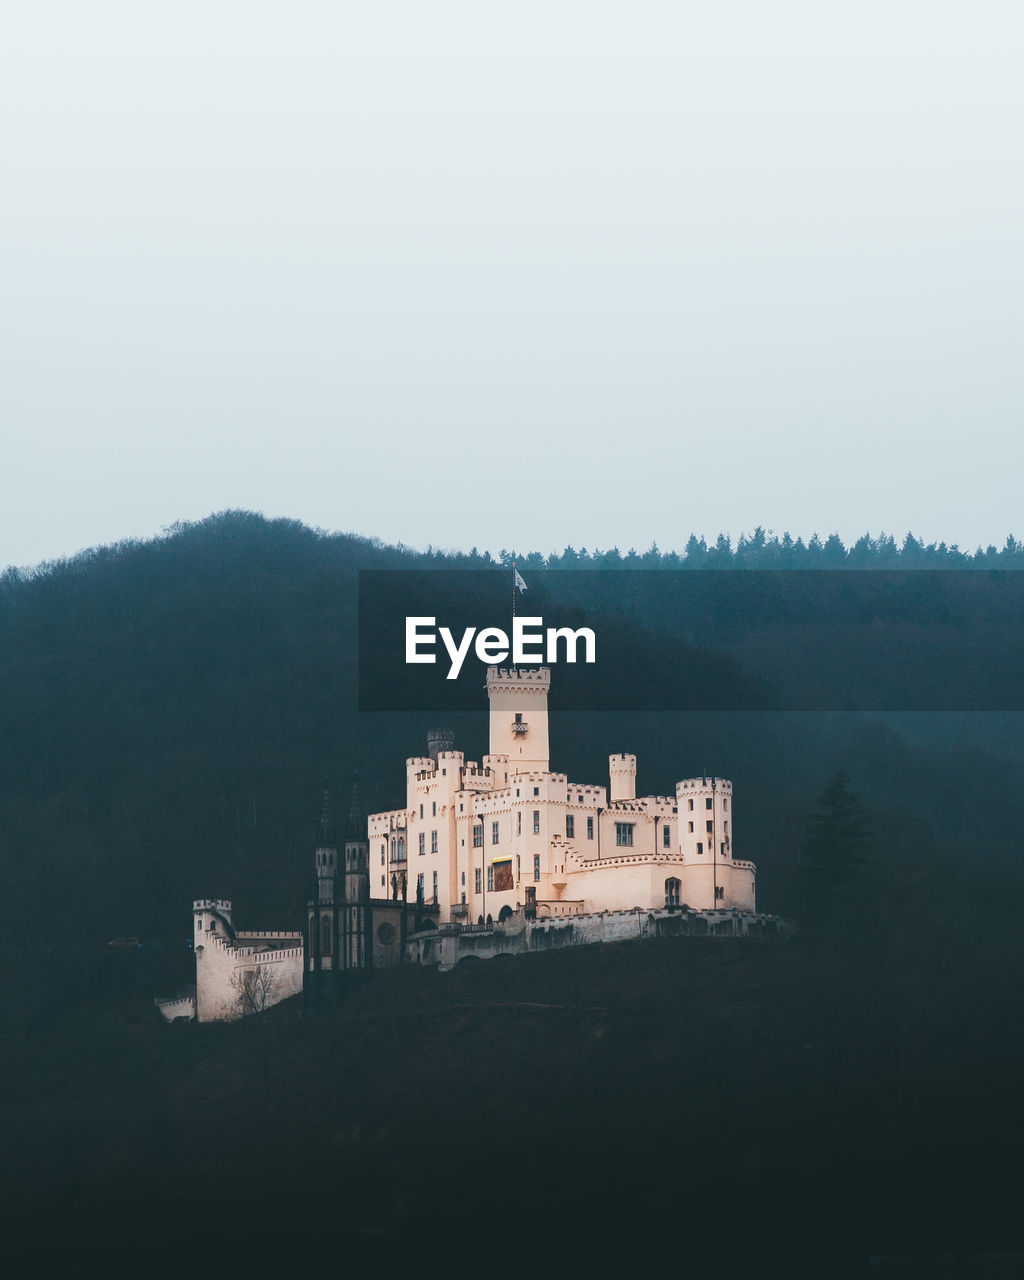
[318,778,335,846]
[346,771,364,843]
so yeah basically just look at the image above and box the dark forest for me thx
[1,511,1022,1275]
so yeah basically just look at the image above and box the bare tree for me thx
[230,963,277,1017]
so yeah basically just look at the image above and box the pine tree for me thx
[799,772,875,893]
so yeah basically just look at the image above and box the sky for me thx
[2,1,1022,572]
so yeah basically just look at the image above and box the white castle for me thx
[163,664,767,1022]
[367,665,756,926]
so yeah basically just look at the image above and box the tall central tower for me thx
[486,666,550,775]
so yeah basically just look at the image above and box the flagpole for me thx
[511,560,516,669]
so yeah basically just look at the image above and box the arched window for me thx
[665,877,681,907]
[321,920,331,953]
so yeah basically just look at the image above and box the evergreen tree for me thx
[799,772,876,893]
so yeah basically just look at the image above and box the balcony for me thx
[450,901,470,918]
[511,719,529,736]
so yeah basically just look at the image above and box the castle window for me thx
[322,921,331,952]
[461,871,466,886]
[475,868,482,893]
[432,870,438,901]
[721,843,727,857]
[665,877,681,907]
[431,830,438,853]
[517,812,522,835]
[533,810,540,834]
[663,825,671,848]
[696,842,703,855]
[533,854,541,881]
[715,886,724,900]
[516,788,520,797]
[615,823,634,847]
[418,833,425,856]
[723,798,728,810]
[566,814,575,838]
[706,820,714,834]
[688,821,694,833]
[417,872,424,892]
[492,820,499,844]
[473,823,483,847]
[688,799,694,811]
[419,804,423,818]
[398,837,405,859]
[381,876,385,888]
[587,817,594,839]
[487,865,494,891]
[706,798,713,809]
[381,850,385,866]
[724,822,728,836]
[533,787,539,796]
[432,801,437,817]
[578,794,583,804]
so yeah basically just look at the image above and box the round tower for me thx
[427,728,455,762]
[193,898,232,948]
[609,753,637,802]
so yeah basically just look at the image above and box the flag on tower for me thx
[514,568,528,593]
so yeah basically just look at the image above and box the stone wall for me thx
[405,907,795,970]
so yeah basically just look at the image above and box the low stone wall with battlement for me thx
[406,906,795,970]
[154,990,197,1022]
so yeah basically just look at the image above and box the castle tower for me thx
[194,898,233,949]
[609,753,637,802]
[486,666,550,776]
[427,728,455,762]
[315,782,337,905]
[341,773,370,970]
[308,782,339,975]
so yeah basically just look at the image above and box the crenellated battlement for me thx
[677,776,733,793]
[486,666,551,688]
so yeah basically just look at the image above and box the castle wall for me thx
[193,900,303,1022]
[565,856,685,914]
[154,992,196,1022]
[406,907,793,969]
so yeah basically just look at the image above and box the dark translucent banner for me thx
[358,569,1024,712]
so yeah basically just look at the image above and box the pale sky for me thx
[2,1,1022,571]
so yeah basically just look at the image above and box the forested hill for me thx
[1,510,1023,1007]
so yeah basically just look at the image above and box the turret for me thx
[427,728,455,761]
[676,775,733,863]
[315,781,338,905]
[609,753,637,802]
[343,773,369,905]
[193,898,233,948]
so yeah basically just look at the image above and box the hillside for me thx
[2,511,1024,1269]
[3,929,1022,1273]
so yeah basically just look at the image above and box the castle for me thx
[163,664,770,1023]
[368,666,755,924]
